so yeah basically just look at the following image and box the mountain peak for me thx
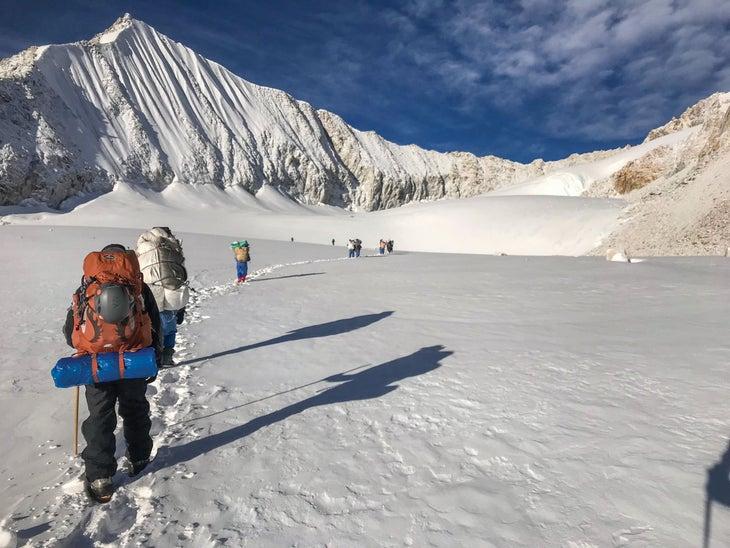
[107,12,135,31]
[90,13,144,45]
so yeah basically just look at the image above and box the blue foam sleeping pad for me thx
[52,348,158,388]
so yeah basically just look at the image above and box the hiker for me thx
[347,239,356,258]
[291,237,294,243]
[62,244,161,503]
[386,240,394,254]
[136,227,189,367]
[354,239,362,258]
[378,239,386,255]
[332,238,335,246]
[231,240,251,283]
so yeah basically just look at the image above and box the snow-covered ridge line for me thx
[0,13,719,212]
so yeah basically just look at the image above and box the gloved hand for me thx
[176,308,186,325]
[145,375,157,384]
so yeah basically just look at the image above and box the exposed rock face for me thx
[612,146,673,194]
[585,92,730,200]
[594,93,730,256]
[689,199,730,251]
[317,110,544,210]
[644,93,730,142]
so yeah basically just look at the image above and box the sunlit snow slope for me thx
[0,14,564,210]
[0,13,704,213]
[4,181,622,255]
[0,226,728,546]
[488,128,697,197]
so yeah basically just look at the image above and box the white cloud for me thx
[381,0,730,141]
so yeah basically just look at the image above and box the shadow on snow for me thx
[155,345,452,471]
[171,362,375,426]
[251,272,325,282]
[703,440,730,547]
[179,311,395,366]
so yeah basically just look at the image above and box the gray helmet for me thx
[101,243,126,253]
[95,284,133,324]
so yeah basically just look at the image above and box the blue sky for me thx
[1,0,729,162]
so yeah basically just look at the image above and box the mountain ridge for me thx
[0,15,626,210]
[0,14,727,217]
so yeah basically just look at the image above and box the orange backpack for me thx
[71,250,153,380]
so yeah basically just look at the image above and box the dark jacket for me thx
[63,283,163,363]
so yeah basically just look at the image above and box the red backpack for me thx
[71,250,152,381]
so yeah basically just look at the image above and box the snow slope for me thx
[3,181,623,256]
[0,225,728,546]
[2,14,726,258]
[488,128,697,197]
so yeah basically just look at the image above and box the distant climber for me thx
[354,238,362,258]
[332,238,335,246]
[347,239,356,258]
[378,239,386,255]
[386,240,394,254]
[231,240,251,283]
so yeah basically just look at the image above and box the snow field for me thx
[1,225,729,546]
[5,181,623,256]
[487,128,697,197]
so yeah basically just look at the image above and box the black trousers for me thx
[81,379,152,481]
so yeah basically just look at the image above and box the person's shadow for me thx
[251,272,325,282]
[155,345,452,471]
[179,311,394,366]
[703,441,730,547]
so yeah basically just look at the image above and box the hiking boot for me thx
[125,457,150,478]
[161,347,175,367]
[85,477,114,503]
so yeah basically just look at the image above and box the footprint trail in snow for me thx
[3,256,347,547]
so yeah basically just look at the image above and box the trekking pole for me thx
[73,386,80,456]
[703,490,711,548]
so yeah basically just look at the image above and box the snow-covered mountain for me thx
[0,14,624,211]
[1,14,728,256]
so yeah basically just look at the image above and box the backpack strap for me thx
[75,276,97,326]
[91,353,100,383]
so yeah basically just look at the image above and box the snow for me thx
[0,223,728,546]
[33,46,48,60]
[606,247,631,262]
[0,524,17,548]
[3,181,623,256]
[488,128,697,197]
[4,15,702,213]
[95,28,125,45]
[0,13,728,547]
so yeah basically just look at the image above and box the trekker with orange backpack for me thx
[62,244,162,503]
